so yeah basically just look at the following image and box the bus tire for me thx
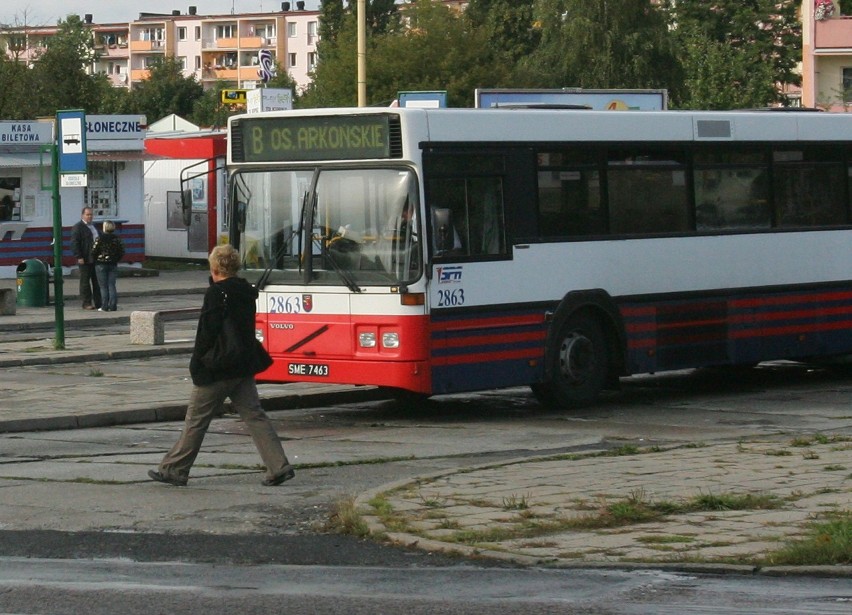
[535,313,608,408]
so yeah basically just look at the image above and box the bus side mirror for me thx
[181,190,192,226]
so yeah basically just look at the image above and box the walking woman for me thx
[148,244,295,487]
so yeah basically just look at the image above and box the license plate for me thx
[288,363,329,377]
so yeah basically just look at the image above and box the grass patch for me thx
[367,494,409,533]
[764,511,852,566]
[326,495,370,537]
[636,534,695,544]
[764,449,793,457]
[690,491,781,512]
[502,493,530,510]
[87,368,104,377]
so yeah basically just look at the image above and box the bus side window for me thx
[424,151,509,259]
[536,150,605,238]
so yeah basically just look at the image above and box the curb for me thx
[0,383,389,434]
[0,344,195,368]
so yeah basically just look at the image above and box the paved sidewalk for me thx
[0,269,849,575]
[357,438,851,572]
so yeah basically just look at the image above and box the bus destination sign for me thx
[239,114,393,162]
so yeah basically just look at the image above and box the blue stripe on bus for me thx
[430,305,548,394]
[619,285,852,373]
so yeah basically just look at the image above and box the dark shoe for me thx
[148,469,187,487]
[82,304,95,310]
[262,467,295,486]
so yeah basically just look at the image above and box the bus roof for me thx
[230,107,852,145]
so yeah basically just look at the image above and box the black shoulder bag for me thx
[201,290,273,374]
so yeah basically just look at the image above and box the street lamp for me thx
[357,0,366,106]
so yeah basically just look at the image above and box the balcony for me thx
[214,37,238,49]
[131,68,151,81]
[815,16,852,51]
[240,36,266,49]
[205,67,239,80]
[130,39,165,52]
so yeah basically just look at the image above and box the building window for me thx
[308,52,317,70]
[178,56,187,70]
[308,21,318,44]
[288,22,297,37]
[288,53,297,68]
[843,68,852,103]
[195,55,202,69]
[195,26,201,41]
[141,27,164,41]
[177,26,187,41]
[85,162,118,218]
[216,24,236,39]
[0,177,21,221]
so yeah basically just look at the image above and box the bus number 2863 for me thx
[269,295,304,313]
[437,288,465,307]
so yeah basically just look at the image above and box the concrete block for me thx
[130,311,164,345]
[0,287,16,316]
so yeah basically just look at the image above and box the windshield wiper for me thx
[322,243,362,293]
[256,228,298,290]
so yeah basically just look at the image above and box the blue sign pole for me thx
[52,110,88,349]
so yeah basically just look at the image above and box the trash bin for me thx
[16,259,48,307]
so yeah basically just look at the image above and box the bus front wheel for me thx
[534,313,608,408]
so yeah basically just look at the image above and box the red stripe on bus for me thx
[627,318,852,349]
[432,313,544,333]
[729,319,852,339]
[730,290,852,309]
[441,347,544,366]
[433,330,546,350]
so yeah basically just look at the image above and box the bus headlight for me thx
[382,332,400,349]
[359,332,377,348]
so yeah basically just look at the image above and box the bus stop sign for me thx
[56,109,88,187]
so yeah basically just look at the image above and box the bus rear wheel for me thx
[534,313,608,408]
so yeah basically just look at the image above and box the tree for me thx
[301,0,509,108]
[318,0,346,43]
[673,24,777,109]
[29,15,103,115]
[520,0,680,95]
[0,56,36,119]
[126,57,204,124]
[465,0,539,64]
[189,82,233,128]
[663,0,801,108]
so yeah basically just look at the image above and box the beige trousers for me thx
[158,376,291,482]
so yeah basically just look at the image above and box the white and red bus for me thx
[224,107,852,406]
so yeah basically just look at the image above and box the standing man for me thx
[148,244,295,487]
[70,206,101,310]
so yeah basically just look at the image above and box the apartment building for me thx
[802,0,852,110]
[1,3,319,92]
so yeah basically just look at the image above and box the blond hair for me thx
[208,244,240,278]
[102,220,115,233]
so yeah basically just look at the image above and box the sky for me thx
[3,1,318,25]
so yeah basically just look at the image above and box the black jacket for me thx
[71,219,97,264]
[189,276,260,386]
[92,233,125,264]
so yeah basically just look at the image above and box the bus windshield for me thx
[232,167,422,287]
